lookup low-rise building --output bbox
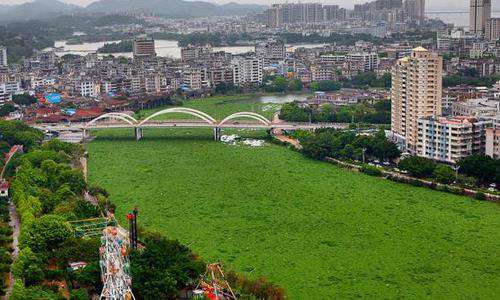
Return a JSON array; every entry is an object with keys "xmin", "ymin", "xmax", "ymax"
[
  {"xmin": 417, "ymin": 116, "xmax": 491, "ymax": 164},
  {"xmin": 452, "ymin": 98, "xmax": 499, "ymax": 117}
]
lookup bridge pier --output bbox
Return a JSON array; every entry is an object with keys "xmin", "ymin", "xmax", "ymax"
[
  {"xmin": 82, "ymin": 129, "xmax": 87, "ymax": 142},
  {"xmin": 135, "ymin": 127, "xmax": 143, "ymax": 141},
  {"xmin": 213, "ymin": 127, "xmax": 221, "ymax": 141}
]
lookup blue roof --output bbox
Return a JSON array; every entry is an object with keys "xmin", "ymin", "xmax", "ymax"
[{"xmin": 45, "ymin": 93, "xmax": 62, "ymax": 104}]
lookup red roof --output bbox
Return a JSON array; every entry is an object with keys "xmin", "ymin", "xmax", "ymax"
[{"xmin": 72, "ymin": 107, "xmax": 103, "ymax": 119}]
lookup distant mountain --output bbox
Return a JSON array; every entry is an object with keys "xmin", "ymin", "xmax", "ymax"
[
  {"xmin": 84, "ymin": 0, "xmax": 265, "ymax": 17},
  {"xmin": 0, "ymin": 0, "xmax": 264, "ymax": 22},
  {"xmin": 0, "ymin": 0, "xmax": 81, "ymax": 22}
]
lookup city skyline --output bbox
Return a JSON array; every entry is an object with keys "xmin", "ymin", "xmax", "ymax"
[{"xmin": 0, "ymin": 0, "xmax": 498, "ymax": 12}]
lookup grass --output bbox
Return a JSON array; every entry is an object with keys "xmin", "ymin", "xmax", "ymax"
[
  {"xmin": 87, "ymin": 128, "xmax": 500, "ymax": 299},
  {"xmin": 135, "ymin": 94, "xmax": 285, "ymax": 121}
]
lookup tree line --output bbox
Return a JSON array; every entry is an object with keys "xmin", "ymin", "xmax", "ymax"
[{"xmin": 280, "ymin": 100, "xmax": 391, "ymax": 124}]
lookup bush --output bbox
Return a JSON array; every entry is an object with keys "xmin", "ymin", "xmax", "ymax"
[
  {"xmin": 70, "ymin": 289, "xmax": 89, "ymax": 300},
  {"xmin": 475, "ymin": 192, "xmax": 486, "ymax": 200},
  {"xmin": 361, "ymin": 165, "xmax": 382, "ymax": 176},
  {"xmin": 398, "ymin": 156, "xmax": 436, "ymax": 178},
  {"xmin": 433, "ymin": 165, "xmax": 456, "ymax": 184}
]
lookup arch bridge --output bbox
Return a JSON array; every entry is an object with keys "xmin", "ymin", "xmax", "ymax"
[{"xmin": 37, "ymin": 108, "xmax": 346, "ymax": 141}]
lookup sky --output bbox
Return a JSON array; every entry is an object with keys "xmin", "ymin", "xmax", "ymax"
[{"xmin": 0, "ymin": 0, "xmax": 497, "ymax": 12}]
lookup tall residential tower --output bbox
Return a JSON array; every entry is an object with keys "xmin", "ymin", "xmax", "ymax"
[
  {"xmin": 391, "ymin": 47, "xmax": 443, "ymax": 153},
  {"xmin": 0, "ymin": 47, "xmax": 7, "ymax": 67},
  {"xmin": 470, "ymin": 0, "xmax": 492, "ymax": 36}
]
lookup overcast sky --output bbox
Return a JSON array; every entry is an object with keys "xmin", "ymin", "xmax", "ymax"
[{"xmin": 0, "ymin": 0, "xmax": 497, "ymax": 11}]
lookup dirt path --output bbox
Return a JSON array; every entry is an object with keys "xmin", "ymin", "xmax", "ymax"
[{"xmin": 6, "ymin": 200, "xmax": 20, "ymax": 297}]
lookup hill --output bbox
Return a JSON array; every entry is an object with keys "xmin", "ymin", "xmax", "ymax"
[
  {"xmin": 0, "ymin": 0, "xmax": 80, "ymax": 22},
  {"xmin": 84, "ymin": 0, "xmax": 264, "ymax": 17},
  {"xmin": 0, "ymin": 0, "xmax": 265, "ymax": 22}
]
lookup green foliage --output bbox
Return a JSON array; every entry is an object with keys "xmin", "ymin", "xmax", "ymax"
[
  {"xmin": 12, "ymin": 93, "xmax": 37, "ymax": 106},
  {"xmin": 226, "ymin": 270, "xmax": 286, "ymax": 300},
  {"xmin": 361, "ymin": 164, "xmax": 383, "ymax": 176},
  {"xmin": 301, "ymin": 129, "xmax": 400, "ymax": 162},
  {"xmin": 433, "ymin": 165, "xmax": 456, "ymax": 184},
  {"xmin": 22, "ymin": 150, "xmax": 69, "ymax": 168},
  {"xmin": 131, "ymin": 233, "xmax": 205, "ymax": 299},
  {"xmin": 398, "ymin": 156, "xmax": 437, "ymax": 178},
  {"xmin": 88, "ymin": 128, "xmax": 500, "ymax": 299},
  {"xmin": 458, "ymin": 155, "xmax": 500, "ymax": 185},
  {"xmin": 0, "ymin": 120, "xmax": 43, "ymax": 149},
  {"xmin": 279, "ymin": 101, "xmax": 311, "ymax": 122},
  {"xmin": 272, "ymin": 77, "xmax": 288, "ymax": 93},
  {"xmin": 343, "ymin": 72, "xmax": 391, "ymax": 89},
  {"xmin": 70, "ymin": 289, "xmax": 90, "ymax": 300},
  {"xmin": 288, "ymin": 79, "xmax": 303, "ymax": 92},
  {"xmin": 0, "ymin": 103, "xmax": 16, "ymax": 117},
  {"xmin": 12, "ymin": 247, "xmax": 45, "ymax": 285},
  {"xmin": 21, "ymin": 214, "xmax": 74, "ymax": 254},
  {"xmin": 443, "ymin": 68, "xmax": 500, "ymax": 87},
  {"xmin": 311, "ymin": 80, "xmax": 342, "ymax": 92},
  {"xmin": 10, "ymin": 281, "xmax": 62, "ymax": 300},
  {"xmin": 97, "ymin": 40, "xmax": 132, "ymax": 53},
  {"xmin": 41, "ymin": 139, "xmax": 84, "ymax": 158},
  {"xmin": 279, "ymin": 100, "xmax": 391, "ymax": 124}
]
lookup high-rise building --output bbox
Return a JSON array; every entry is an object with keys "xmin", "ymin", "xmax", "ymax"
[
  {"xmin": 390, "ymin": 47, "xmax": 443, "ymax": 152},
  {"xmin": 485, "ymin": 18, "xmax": 500, "ymax": 41},
  {"xmin": 404, "ymin": 0, "xmax": 425, "ymax": 23},
  {"xmin": 0, "ymin": 47, "xmax": 7, "ymax": 67},
  {"xmin": 470, "ymin": 0, "xmax": 491, "ymax": 36},
  {"xmin": 132, "ymin": 37, "xmax": 156, "ymax": 59}
]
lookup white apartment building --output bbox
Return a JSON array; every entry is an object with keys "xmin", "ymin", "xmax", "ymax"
[
  {"xmin": 181, "ymin": 68, "xmax": 210, "ymax": 91},
  {"xmin": 255, "ymin": 39, "xmax": 286, "ymax": 63},
  {"xmin": 347, "ymin": 52, "xmax": 379, "ymax": 72},
  {"xmin": 0, "ymin": 81, "xmax": 21, "ymax": 98},
  {"xmin": 76, "ymin": 81, "xmax": 100, "ymax": 98},
  {"xmin": 417, "ymin": 116, "xmax": 491, "ymax": 164},
  {"xmin": 232, "ymin": 57, "xmax": 263, "ymax": 86},
  {"xmin": 310, "ymin": 65, "xmax": 335, "ymax": 82},
  {"xmin": 391, "ymin": 47, "xmax": 443, "ymax": 152},
  {"xmin": 452, "ymin": 98, "xmax": 499, "ymax": 117}
]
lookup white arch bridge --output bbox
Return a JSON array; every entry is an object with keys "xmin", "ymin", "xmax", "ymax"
[{"xmin": 34, "ymin": 108, "xmax": 347, "ymax": 141}]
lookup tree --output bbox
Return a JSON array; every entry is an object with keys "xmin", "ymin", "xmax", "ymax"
[
  {"xmin": 57, "ymin": 169, "xmax": 86, "ymax": 194},
  {"xmin": 398, "ymin": 156, "xmax": 437, "ymax": 178},
  {"xmin": 21, "ymin": 214, "xmax": 74, "ymax": 254},
  {"xmin": 433, "ymin": 165, "xmax": 456, "ymax": 184},
  {"xmin": 0, "ymin": 103, "xmax": 15, "ymax": 117},
  {"xmin": 12, "ymin": 247, "xmax": 45, "ymax": 285},
  {"xmin": 288, "ymin": 79, "xmax": 303, "ymax": 92},
  {"xmin": 131, "ymin": 234, "xmax": 205, "ymax": 299},
  {"xmin": 273, "ymin": 76, "xmax": 288, "ymax": 93},
  {"xmin": 12, "ymin": 94, "xmax": 37, "ymax": 106},
  {"xmin": 458, "ymin": 155, "xmax": 499, "ymax": 185},
  {"xmin": 279, "ymin": 101, "xmax": 311, "ymax": 122}
]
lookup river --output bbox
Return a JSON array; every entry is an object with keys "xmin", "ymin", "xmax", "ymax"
[{"xmin": 48, "ymin": 40, "xmax": 326, "ymax": 59}]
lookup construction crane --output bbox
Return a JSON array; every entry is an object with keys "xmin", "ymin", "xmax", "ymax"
[{"xmin": 99, "ymin": 226, "xmax": 135, "ymax": 300}]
